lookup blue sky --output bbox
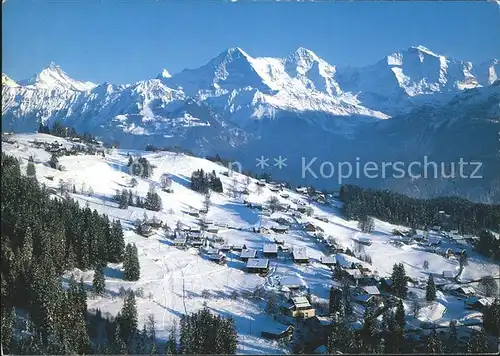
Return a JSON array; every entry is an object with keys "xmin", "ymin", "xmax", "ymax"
[{"xmin": 2, "ymin": 0, "xmax": 500, "ymax": 85}]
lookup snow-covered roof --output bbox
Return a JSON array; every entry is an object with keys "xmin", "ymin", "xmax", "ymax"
[
  {"xmin": 246, "ymin": 258, "xmax": 269, "ymax": 269},
  {"xmin": 361, "ymin": 285, "xmax": 380, "ymax": 295},
  {"xmin": 321, "ymin": 255, "xmax": 336, "ymax": 264},
  {"xmin": 173, "ymin": 237, "xmax": 187, "ymax": 244},
  {"xmin": 292, "ymin": 296, "xmax": 311, "ymax": 308},
  {"xmin": 241, "ymin": 249, "xmax": 257, "ymax": 258},
  {"xmin": 263, "ymin": 243, "xmax": 278, "ymax": 253},
  {"xmin": 292, "ymin": 247, "xmax": 308, "ymax": 260},
  {"xmin": 442, "ymin": 270, "xmax": 455, "ymax": 278}
]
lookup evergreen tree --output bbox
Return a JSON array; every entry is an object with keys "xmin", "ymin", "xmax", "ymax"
[
  {"xmin": 466, "ymin": 328, "xmax": 491, "ymax": 353},
  {"xmin": 446, "ymin": 320, "xmax": 458, "ymax": 353},
  {"xmin": 123, "ymin": 244, "xmax": 140, "ymax": 281},
  {"xmin": 27, "ymin": 156, "xmax": 37, "ymax": 179},
  {"xmin": 118, "ymin": 291, "xmax": 138, "ymax": 343},
  {"xmin": 49, "ymin": 154, "xmax": 59, "ymax": 169},
  {"xmin": 93, "ymin": 264, "xmax": 105, "ymax": 295},
  {"xmin": 483, "ymin": 298, "xmax": 500, "ymax": 336},
  {"xmin": 426, "ymin": 274, "xmax": 437, "ymax": 302},
  {"xmin": 426, "ymin": 328, "xmax": 443, "ymax": 354},
  {"xmin": 391, "ymin": 263, "xmax": 408, "ymax": 299},
  {"xmin": 395, "ymin": 299, "xmax": 405, "ymax": 329}
]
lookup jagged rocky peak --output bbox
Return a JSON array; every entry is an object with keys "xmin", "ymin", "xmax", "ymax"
[{"xmin": 18, "ymin": 62, "xmax": 96, "ymax": 91}]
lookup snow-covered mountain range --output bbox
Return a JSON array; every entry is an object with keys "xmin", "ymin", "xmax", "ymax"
[{"xmin": 2, "ymin": 45, "xmax": 499, "ymax": 202}]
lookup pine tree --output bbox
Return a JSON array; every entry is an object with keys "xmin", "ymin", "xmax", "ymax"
[
  {"xmin": 27, "ymin": 156, "xmax": 37, "ymax": 179},
  {"xmin": 93, "ymin": 264, "xmax": 105, "ymax": 295},
  {"xmin": 466, "ymin": 328, "xmax": 491, "ymax": 353},
  {"xmin": 118, "ymin": 291, "xmax": 138, "ymax": 343},
  {"xmin": 391, "ymin": 263, "xmax": 408, "ymax": 299},
  {"xmin": 426, "ymin": 274, "xmax": 437, "ymax": 302},
  {"xmin": 426, "ymin": 328, "xmax": 443, "ymax": 354},
  {"xmin": 395, "ymin": 299, "xmax": 405, "ymax": 329},
  {"xmin": 49, "ymin": 153, "xmax": 59, "ymax": 169},
  {"xmin": 123, "ymin": 243, "xmax": 140, "ymax": 281},
  {"xmin": 446, "ymin": 320, "xmax": 458, "ymax": 353}
]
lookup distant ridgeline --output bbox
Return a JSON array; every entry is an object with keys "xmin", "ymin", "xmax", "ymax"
[
  {"xmin": 145, "ymin": 143, "xmax": 195, "ymax": 156},
  {"xmin": 339, "ymin": 184, "xmax": 500, "ymax": 259},
  {"xmin": 38, "ymin": 121, "xmax": 102, "ymax": 146}
]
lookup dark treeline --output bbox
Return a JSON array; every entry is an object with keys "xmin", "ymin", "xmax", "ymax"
[
  {"xmin": 127, "ymin": 156, "xmax": 154, "ymax": 179},
  {"xmin": 340, "ymin": 184, "xmax": 500, "ymax": 234},
  {"xmin": 38, "ymin": 120, "xmax": 98, "ymax": 145},
  {"xmin": 190, "ymin": 169, "xmax": 224, "ymax": 193},
  {"xmin": 114, "ymin": 186, "xmax": 162, "ymax": 212},
  {"xmin": 0, "ymin": 152, "xmax": 125, "ymax": 353},
  {"xmin": 1, "ymin": 152, "xmax": 239, "ymax": 354},
  {"xmin": 145, "ymin": 143, "xmax": 195, "ymax": 156}
]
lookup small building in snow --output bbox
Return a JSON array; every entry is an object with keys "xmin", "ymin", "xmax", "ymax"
[
  {"xmin": 281, "ymin": 296, "xmax": 316, "ymax": 319},
  {"xmin": 271, "ymin": 225, "xmax": 288, "ymax": 234},
  {"xmin": 263, "ymin": 243, "xmax": 278, "ymax": 258},
  {"xmin": 320, "ymin": 255, "xmax": 336, "ymax": 266},
  {"xmin": 246, "ymin": 258, "xmax": 269, "ymax": 273},
  {"xmin": 292, "ymin": 248, "xmax": 309, "ymax": 264},
  {"xmin": 261, "ymin": 324, "xmax": 294, "ymax": 342},
  {"xmin": 173, "ymin": 237, "xmax": 187, "ymax": 247},
  {"xmin": 240, "ymin": 248, "xmax": 257, "ymax": 261}
]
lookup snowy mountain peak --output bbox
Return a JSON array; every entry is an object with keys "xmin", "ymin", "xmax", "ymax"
[
  {"xmin": 158, "ymin": 69, "xmax": 172, "ymax": 79},
  {"xmin": 409, "ymin": 45, "xmax": 440, "ymax": 57},
  {"xmin": 2, "ymin": 73, "xmax": 18, "ymax": 87},
  {"xmin": 18, "ymin": 63, "xmax": 96, "ymax": 92}
]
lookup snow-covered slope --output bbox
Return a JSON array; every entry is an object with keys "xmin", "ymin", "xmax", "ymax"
[{"xmin": 336, "ymin": 46, "xmax": 487, "ymax": 115}]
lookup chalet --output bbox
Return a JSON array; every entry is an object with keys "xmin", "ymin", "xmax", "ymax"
[
  {"xmin": 271, "ymin": 226, "xmax": 288, "ymax": 234},
  {"xmin": 189, "ymin": 239, "xmax": 204, "ymax": 248},
  {"xmin": 206, "ymin": 226, "xmax": 219, "ymax": 234},
  {"xmin": 261, "ymin": 325, "xmax": 294, "ymax": 342},
  {"xmin": 274, "ymin": 238, "xmax": 285, "ymax": 245},
  {"xmin": 353, "ymin": 294, "xmax": 375, "ymax": 306},
  {"xmin": 263, "ymin": 244, "xmax": 278, "ymax": 258},
  {"xmin": 296, "ymin": 187, "xmax": 308, "ymax": 194},
  {"xmin": 149, "ymin": 217, "xmax": 163, "ymax": 228},
  {"xmin": 276, "ymin": 203, "xmax": 290, "ymax": 212},
  {"xmin": 291, "ymin": 211, "xmax": 302, "ymax": 218},
  {"xmin": 378, "ymin": 279, "xmax": 393, "ymax": 293},
  {"xmin": 246, "ymin": 258, "xmax": 269, "ymax": 273},
  {"xmin": 393, "ymin": 229, "xmax": 406, "ymax": 237},
  {"xmin": 218, "ymin": 244, "xmax": 232, "ymax": 252},
  {"xmin": 353, "ymin": 237, "xmax": 372, "ymax": 246},
  {"xmin": 199, "ymin": 208, "xmax": 208, "ymax": 215},
  {"xmin": 279, "ymin": 275, "xmax": 306, "ymax": 290},
  {"xmin": 342, "ymin": 269, "xmax": 362, "ymax": 285},
  {"xmin": 173, "ymin": 237, "xmax": 187, "ymax": 247},
  {"xmin": 297, "ymin": 206, "xmax": 307, "ymax": 214},
  {"xmin": 442, "ymin": 270, "xmax": 455, "ymax": 279},
  {"xmin": 138, "ymin": 223, "xmax": 155, "ymax": 237},
  {"xmin": 465, "ymin": 296, "xmax": 493, "ymax": 311},
  {"xmin": 256, "ymin": 179, "xmax": 266, "ymax": 187},
  {"xmin": 281, "ymin": 296, "xmax": 316, "ymax": 319},
  {"xmin": 269, "ymin": 186, "xmax": 281, "ymax": 193},
  {"xmin": 428, "ymin": 238, "xmax": 442, "ymax": 246},
  {"xmin": 200, "ymin": 219, "xmax": 213, "ymax": 227},
  {"xmin": 320, "ymin": 255, "xmax": 336, "ymax": 266},
  {"xmin": 207, "ymin": 253, "xmax": 226, "ymax": 265},
  {"xmin": 212, "ymin": 235, "xmax": 225, "ymax": 243},
  {"xmin": 188, "ymin": 229, "xmax": 203, "ymax": 239},
  {"xmin": 187, "ymin": 210, "xmax": 200, "ymax": 217},
  {"xmin": 232, "ymin": 244, "xmax": 244, "ymax": 252},
  {"xmin": 204, "ymin": 247, "xmax": 219, "ymax": 255},
  {"xmin": 240, "ymin": 249, "xmax": 257, "ymax": 261},
  {"xmin": 280, "ymin": 193, "xmax": 290, "ymax": 199},
  {"xmin": 315, "ymin": 215, "xmax": 329, "ymax": 223},
  {"xmin": 292, "ymin": 248, "xmax": 309, "ymax": 264},
  {"xmin": 360, "ymin": 285, "xmax": 380, "ymax": 296},
  {"xmin": 444, "ymin": 285, "xmax": 475, "ymax": 297},
  {"xmin": 304, "ymin": 222, "xmax": 319, "ymax": 232},
  {"xmin": 274, "ymin": 217, "xmax": 292, "ymax": 226}
]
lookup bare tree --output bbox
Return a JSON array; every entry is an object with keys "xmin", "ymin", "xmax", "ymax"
[
  {"xmin": 423, "ymin": 260, "xmax": 429, "ymax": 270},
  {"xmin": 160, "ymin": 173, "xmax": 172, "ymax": 191},
  {"xmin": 256, "ymin": 184, "xmax": 264, "ymax": 196},
  {"xmin": 305, "ymin": 206, "xmax": 314, "ymax": 217},
  {"xmin": 203, "ymin": 190, "xmax": 212, "ymax": 212},
  {"xmin": 411, "ymin": 298, "xmax": 421, "ymax": 318}
]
